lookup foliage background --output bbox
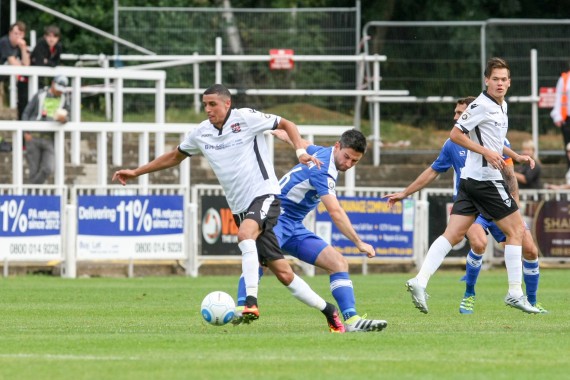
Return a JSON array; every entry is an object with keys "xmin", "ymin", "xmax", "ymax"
[{"xmin": 2, "ymin": 1, "xmax": 569, "ymax": 133}]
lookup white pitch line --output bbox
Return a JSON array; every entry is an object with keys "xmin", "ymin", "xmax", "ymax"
[{"xmin": 0, "ymin": 353, "xmax": 141, "ymax": 361}]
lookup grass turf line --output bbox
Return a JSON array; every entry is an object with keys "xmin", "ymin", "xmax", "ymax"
[{"xmin": 0, "ymin": 270, "xmax": 568, "ymax": 380}]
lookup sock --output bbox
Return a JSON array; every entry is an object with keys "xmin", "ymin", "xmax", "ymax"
[
  {"xmin": 464, "ymin": 250, "xmax": 483, "ymax": 296},
  {"xmin": 523, "ymin": 258, "xmax": 540, "ymax": 305},
  {"xmin": 504, "ymin": 245, "xmax": 523, "ymax": 298},
  {"xmin": 416, "ymin": 236, "xmax": 452, "ymax": 288},
  {"xmin": 239, "ymin": 239, "xmax": 259, "ymax": 299},
  {"xmin": 330, "ymin": 272, "xmax": 357, "ymax": 320},
  {"xmin": 286, "ymin": 273, "xmax": 327, "ymax": 311},
  {"xmin": 236, "ymin": 266, "xmax": 264, "ymax": 307}
]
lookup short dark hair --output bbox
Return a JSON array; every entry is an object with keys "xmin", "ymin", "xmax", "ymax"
[
  {"xmin": 457, "ymin": 96, "xmax": 476, "ymax": 106},
  {"xmin": 44, "ymin": 25, "xmax": 60, "ymax": 37},
  {"xmin": 203, "ymin": 84, "xmax": 232, "ymax": 99},
  {"xmin": 339, "ymin": 129, "xmax": 367, "ymax": 154},
  {"xmin": 9, "ymin": 21, "xmax": 26, "ymax": 34},
  {"xmin": 484, "ymin": 57, "xmax": 510, "ymax": 78}
]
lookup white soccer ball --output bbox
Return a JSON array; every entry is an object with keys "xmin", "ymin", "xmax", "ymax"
[{"xmin": 200, "ymin": 291, "xmax": 235, "ymax": 326}]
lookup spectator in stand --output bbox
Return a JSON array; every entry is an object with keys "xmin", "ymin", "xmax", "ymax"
[
  {"xmin": 21, "ymin": 75, "xmax": 69, "ymax": 184},
  {"xmin": 545, "ymin": 142, "xmax": 570, "ymax": 190},
  {"xmin": 514, "ymin": 140, "xmax": 542, "ymax": 189},
  {"xmin": 31, "ymin": 25, "xmax": 63, "ymax": 87},
  {"xmin": 0, "ymin": 21, "xmax": 31, "ymax": 120}
]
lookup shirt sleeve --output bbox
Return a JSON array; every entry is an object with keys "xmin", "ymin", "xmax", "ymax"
[
  {"xmin": 306, "ymin": 145, "xmax": 321, "ymax": 155},
  {"xmin": 455, "ymin": 102, "xmax": 486, "ymax": 133},
  {"xmin": 178, "ymin": 128, "xmax": 201, "ymax": 156},
  {"xmin": 239, "ymin": 108, "xmax": 281, "ymax": 134},
  {"xmin": 430, "ymin": 140, "xmax": 452, "ymax": 173},
  {"xmin": 310, "ymin": 170, "xmax": 336, "ymax": 198}
]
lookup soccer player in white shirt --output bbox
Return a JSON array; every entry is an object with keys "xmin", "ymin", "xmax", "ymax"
[
  {"xmin": 404, "ymin": 57, "xmax": 541, "ymax": 314},
  {"xmin": 113, "ymin": 84, "xmax": 345, "ymax": 331},
  {"xmin": 234, "ymin": 129, "xmax": 388, "ymax": 332},
  {"xmin": 385, "ymin": 97, "xmax": 546, "ymax": 314}
]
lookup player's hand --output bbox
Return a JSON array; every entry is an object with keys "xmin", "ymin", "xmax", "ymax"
[
  {"xmin": 483, "ymin": 150, "xmax": 504, "ymax": 170},
  {"xmin": 554, "ymin": 121, "xmax": 564, "ymax": 128},
  {"xmin": 517, "ymin": 154, "xmax": 535, "ymax": 169},
  {"xmin": 299, "ymin": 153, "xmax": 322, "ymax": 169},
  {"xmin": 356, "ymin": 242, "xmax": 375, "ymax": 258},
  {"xmin": 384, "ymin": 192, "xmax": 406, "ymax": 208},
  {"xmin": 112, "ymin": 169, "xmax": 136, "ymax": 185},
  {"xmin": 271, "ymin": 129, "xmax": 290, "ymax": 143}
]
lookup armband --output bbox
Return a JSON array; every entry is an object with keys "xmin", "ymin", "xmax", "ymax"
[{"xmin": 295, "ymin": 148, "xmax": 307, "ymax": 158}]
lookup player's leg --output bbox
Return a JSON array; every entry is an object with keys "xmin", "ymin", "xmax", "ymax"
[
  {"xmin": 406, "ymin": 212, "xmax": 475, "ymax": 314},
  {"xmin": 464, "ymin": 221, "xmax": 489, "ymax": 295},
  {"xmin": 233, "ymin": 194, "xmax": 281, "ymax": 321},
  {"xmin": 304, "ymin": 240, "xmax": 386, "ymax": 332},
  {"xmin": 521, "ymin": 228, "xmax": 547, "ymax": 312},
  {"xmin": 236, "ymin": 218, "xmax": 262, "ymax": 317},
  {"xmin": 236, "ymin": 267, "xmax": 264, "ymax": 307},
  {"xmin": 495, "ymin": 212, "xmax": 539, "ymax": 314},
  {"xmin": 459, "ymin": 221, "xmax": 489, "ymax": 314},
  {"xmin": 265, "ymin": 257, "xmax": 344, "ymax": 333}
]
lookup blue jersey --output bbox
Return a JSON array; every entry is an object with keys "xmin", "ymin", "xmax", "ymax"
[
  {"xmin": 431, "ymin": 138, "xmax": 512, "ymax": 199},
  {"xmin": 278, "ymin": 145, "xmax": 338, "ymax": 221},
  {"xmin": 431, "ymin": 139, "xmax": 467, "ymax": 199}
]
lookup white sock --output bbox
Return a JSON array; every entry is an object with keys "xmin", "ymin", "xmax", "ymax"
[
  {"xmin": 504, "ymin": 245, "xmax": 523, "ymax": 298},
  {"xmin": 239, "ymin": 239, "xmax": 259, "ymax": 299},
  {"xmin": 416, "ymin": 236, "xmax": 452, "ymax": 288},
  {"xmin": 287, "ymin": 274, "xmax": 327, "ymax": 311}
]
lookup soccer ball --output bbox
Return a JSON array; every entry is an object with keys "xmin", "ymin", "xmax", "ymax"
[{"xmin": 200, "ymin": 291, "xmax": 236, "ymax": 326}]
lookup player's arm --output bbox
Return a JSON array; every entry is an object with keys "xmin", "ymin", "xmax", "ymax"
[
  {"xmin": 450, "ymin": 127, "xmax": 505, "ymax": 170},
  {"xmin": 320, "ymin": 193, "xmax": 375, "ymax": 258},
  {"xmin": 277, "ymin": 118, "xmax": 321, "ymax": 168},
  {"xmin": 112, "ymin": 148, "xmax": 187, "ymax": 185},
  {"xmin": 501, "ymin": 163, "xmax": 520, "ymax": 205},
  {"xmin": 271, "ymin": 128, "xmax": 310, "ymax": 149},
  {"xmin": 502, "ymin": 145, "xmax": 535, "ymax": 169},
  {"xmin": 384, "ymin": 166, "xmax": 439, "ymax": 207}
]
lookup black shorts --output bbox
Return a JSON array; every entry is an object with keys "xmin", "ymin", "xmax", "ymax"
[
  {"xmin": 451, "ymin": 178, "xmax": 518, "ymax": 221},
  {"xmin": 233, "ymin": 194, "xmax": 283, "ymax": 265}
]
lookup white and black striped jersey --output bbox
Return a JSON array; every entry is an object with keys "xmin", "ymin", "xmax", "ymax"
[
  {"xmin": 178, "ymin": 108, "xmax": 281, "ymax": 213},
  {"xmin": 454, "ymin": 91, "xmax": 508, "ymax": 181}
]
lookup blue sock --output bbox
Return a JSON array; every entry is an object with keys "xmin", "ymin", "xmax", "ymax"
[
  {"xmin": 464, "ymin": 250, "xmax": 483, "ymax": 296},
  {"xmin": 330, "ymin": 272, "xmax": 357, "ymax": 320},
  {"xmin": 236, "ymin": 266, "xmax": 264, "ymax": 306},
  {"xmin": 523, "ymin": 258, "xmax": 539, "ymax": 305}
]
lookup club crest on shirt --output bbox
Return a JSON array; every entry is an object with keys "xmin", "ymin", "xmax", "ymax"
[
  {"xmin": 327, "ymin": 177, "xmax": 336, "ymax": 191},
  {"xmin": 231, "ymin": 123, "xmax": 241, "ymax": 133}
]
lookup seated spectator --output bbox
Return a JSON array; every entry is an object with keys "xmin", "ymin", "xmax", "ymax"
[
  {"xmin": 545, "ymin": 142, "xmax": 570, "ymax": 190},
  {"xmin": 514, "ymin": 140, "xmax": 541, "ymax": 189},
  {"xmin": 21, "ymin": 75, "xmax": 70, "ymax": 184},
  {"xmin": 0, "ymin": 21, "xmax": 30, "ymax": 119},
  {"xmin": 31, "ymin": 25, "xmax": 62, "ymax": 87}
]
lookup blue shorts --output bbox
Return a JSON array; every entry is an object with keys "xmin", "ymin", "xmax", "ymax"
[
  {"xmin": 474, "ymin": 214, "xmax": 530, "ymax": 244},
  {"xmin": 274, "ymin": 217, "xmax": 328, "ymax": 265},
  {"xmin": 474, "ymin": 215, "xmax": 506, "ymax": 243}
]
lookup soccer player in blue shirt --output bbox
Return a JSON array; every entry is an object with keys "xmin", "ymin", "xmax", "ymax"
[
  {"xmin": 385, "ymin": 96, "xmax": 546, "ymax": 314},
  {"xmin": 234, "ymin": 129, "xmax": 387, "ymax": 332}
]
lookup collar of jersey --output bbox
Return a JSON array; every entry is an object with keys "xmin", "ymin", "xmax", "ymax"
[{"xmin": 211, "ymin": 108, "xmax": 233, "ymax": 135}]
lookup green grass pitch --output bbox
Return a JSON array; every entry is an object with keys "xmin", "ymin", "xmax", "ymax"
[{"xmin": 0, "ymin": 269, "xmax": 569, "ymax": 380}]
